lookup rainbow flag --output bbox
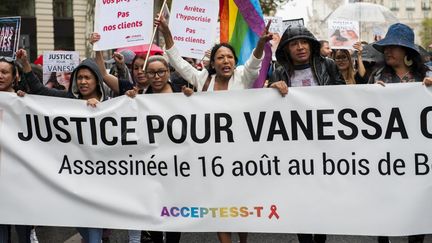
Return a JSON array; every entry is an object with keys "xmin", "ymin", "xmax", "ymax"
[{"xmin": 219, "ymin": 0, "xmax": 271, "ymax": 88}]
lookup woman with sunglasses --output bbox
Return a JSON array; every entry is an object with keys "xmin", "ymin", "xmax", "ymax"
[
  {"xmin": 332, "ymin": 42, "xmax": 367, "ymax": 84},
  {"xmin": 0, "ymin": 56, "xmax": 32, "ymax": 243}
]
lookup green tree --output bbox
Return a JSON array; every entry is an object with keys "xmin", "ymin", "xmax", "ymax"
[
  {"xmin": 259, "ymin": 0, "xmax": 290, "ymax": 15},
  {"xmin": 420, "ymin": 18, "xmax": 432, "ymax": 50}
]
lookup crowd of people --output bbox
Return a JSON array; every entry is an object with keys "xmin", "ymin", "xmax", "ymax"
[{"xmin": 0, "ymin": 10, "xmax": 432, "ymax": 243}]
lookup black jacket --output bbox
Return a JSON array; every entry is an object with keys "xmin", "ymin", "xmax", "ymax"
[
  {"xmin": 270, "ymin": 25, "xmax": 345, "ymax": 86},
  {"xmin": 24, "ymin": 58, "xmax": 108, "ymax": 101}
]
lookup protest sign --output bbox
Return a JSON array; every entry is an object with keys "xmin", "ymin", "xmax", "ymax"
[
  {"xmin": 328, "ymin": 19, "xmax": 359, "ymax": 49},
  {"xmin": 0, "ymin": 16, "xmax": 21, "ymax": 59},
  {"xmin": 42, "ymin": 51, "xmax": 80, "ymax": 86},
  {"xmin": 264, "ymin": 16, "xmax": 284, "ymax": 60},
  {"xmin": 93, "ymin": 0, "xmax": 153, "ymax": 51},
  {"xmin": 0, "ymin": 84, "xmax": 432, "ymax": 235},
  {"xmin": 282, "ymin": 18, "xmax": 304, "ymax": 31},
  {"xmin": 169, "ymin": 0, "xmax": 219, "ymax": 59}
]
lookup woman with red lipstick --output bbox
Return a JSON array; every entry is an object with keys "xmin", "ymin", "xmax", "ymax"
[{"xmin": 156, "ymin": 14, "xmax": 272, "ymax": 92}]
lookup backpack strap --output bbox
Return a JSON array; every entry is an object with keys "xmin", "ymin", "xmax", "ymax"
[{"xmin": 202, "ymin": 74, "xmax": 212, "ymax": 92}]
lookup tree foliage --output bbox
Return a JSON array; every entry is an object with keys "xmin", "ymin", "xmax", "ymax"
[
  {"xmin": 420, "ymin": 18, "xmax": 432, "ymax": 49},
  {"xmin": 259, "ymin": 0, "xmax": 290, "ymax": 15}
]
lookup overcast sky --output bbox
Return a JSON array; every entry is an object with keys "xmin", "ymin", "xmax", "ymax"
[{"xmin": 275, "ymin": 0, "xmax": 312, "ymax": 25}]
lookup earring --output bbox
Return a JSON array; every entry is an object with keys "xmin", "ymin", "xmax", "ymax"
[{"xmin": 404, "ymin": 56, "xmax": 413, "ymax": 67}]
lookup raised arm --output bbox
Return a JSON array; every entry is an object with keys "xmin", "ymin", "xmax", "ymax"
[
  {"xmin": 155, "ymin": 14, "xmax": 174, "ymax": 50},
  {"xmin": 16, "ymin": 49, "xmax": 69, "ymax": 97},
  {"xmin": 353, "ymin": 42, "xmax": 366, "ymax": 78},
  {"xmin": 90, "ymin": 33, "xmax": 121, "ymax": 94},
  {"xmin": 253, "ymin": 21, "xmax": 273, "ymax": 59}
]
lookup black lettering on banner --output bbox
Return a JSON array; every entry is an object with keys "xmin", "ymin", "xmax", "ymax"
[
  {"xmin": 191, "ymin": 114, "xmax": 211, "ymax": 143},
  {"xmin": 291, "ymin": 110, "xmax": 313, "ymax": 140},
  {"xmin": 317, "ymin": 109, "xmax": 335, "ymax": 140},
  {"xmin": 338, "ymin": 108, "xmax": 358, "ymax": 140},
  {"xmin": 420, "ymin": 107, "xmax": 432, "ymax": 138},
  {"xmin": 167, "ymin": 115, "xmax": 187, "ymax": 143},
  {"xmin": 18, "ymin": 114, "xmax": 33, "ymax": 141},
  {"xmin": 415, "ymin": 153, "xmax": 429, "ymax": 175},
  {"xmin": 384, "ymin": 108, "xmax": 408, "ymax": 139},
  {"xmin": 53, "ymin": 117, "xmax": 71, "ymax": 142},
  {"xmin": 58, "ymin": 155, "xmax": 72, "ymax": 174},
  {"xmin": 70, "ymin": 117, "xmax": 87, "ymax": 144},
  {"xmin": 361, "ymin": 108, "xmax": 382, "ymax": 139},
  {"xmin": 121, "ymin": 117, "xmax": 138, "ymax": 145},
  {"xmin": 147, "ymin": 115, "xmax": 164, "ymax": 144},
  {"xmin": 377, "ymin": 152, "xmax": 405, "ymax": 176},
  {"xmin": 90, "ymin": 118, "xmax": 97, "ymax": 145},
  {"xmin": 100, "ymin": 117, "xmax": 118, "ymax": 146},
  {"xmin": 214, "ymin": 113, "xmax": 234, "ymax": 143},
  {"xmin": 288, "ymin": 159, "xmax": 314, "ymax": 175},
  {"xmin": 243, "ymin": 111, "xmax": 266, "ymax": 142},
  {"xmin": 34, "ymin": 115, "xmax": 53, "ymax": 142},
  {"xmin": 267, "ymin": 111, "xmax": 289, "ymax": 141}
]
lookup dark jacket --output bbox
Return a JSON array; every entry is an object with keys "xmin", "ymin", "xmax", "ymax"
[
  {"xmin": 270, "ymin": 25, "xmax": 345, "ymax": 86},
  {"xmin": 24, "ymin": 58, "xmax": 108, "ymax": 101}
]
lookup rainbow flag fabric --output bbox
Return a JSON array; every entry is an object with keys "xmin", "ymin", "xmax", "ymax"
[{"xmin": 219, "ymin": 0, "xmax": 271, "ymax": 88}]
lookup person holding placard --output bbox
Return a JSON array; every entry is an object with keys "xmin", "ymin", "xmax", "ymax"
[
  {"xmin": 15, "ymin": 49, "xmax": 108, "ymax": 243},
  {"xmin": 331, "ymin": 42, "xmax": 367, "ymax": 84}
]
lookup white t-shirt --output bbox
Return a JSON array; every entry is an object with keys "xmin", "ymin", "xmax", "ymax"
[{"xmin": 290, "ymin": 67, "xmax": 318, "ymax": 87}]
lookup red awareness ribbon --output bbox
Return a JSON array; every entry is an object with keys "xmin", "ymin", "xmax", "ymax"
[{"xmin": 268, "ymin": 205, "xmax": 280, "ymax": 219}]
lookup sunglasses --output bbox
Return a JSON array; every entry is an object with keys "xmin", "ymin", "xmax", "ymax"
[{"xmin": 0, "ymin": 56, "xmax": 15, "ymax": 64}]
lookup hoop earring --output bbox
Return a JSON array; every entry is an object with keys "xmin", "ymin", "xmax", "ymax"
[{"xmin": 404, "ymin": 56, "xmax": 413, "ymax": 67}]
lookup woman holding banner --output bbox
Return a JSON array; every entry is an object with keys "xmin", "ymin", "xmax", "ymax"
[
  {"xmin": 155, "ymin": 13, "xmax": 272, "ymax": 243},
  {"xmin": 0, "ymin": 56, "xmax": 32, "ymax": 243},
  {"xmin": 368, "ymin": 23, "xmax": 430, "ymax": 243},
  {"xmin": 15, "ymin": 49, "xmax": 108, "ymax": 243},
  {"xmin": 155, "ymin": 14, "xmax": 272, "ymax": 92}
]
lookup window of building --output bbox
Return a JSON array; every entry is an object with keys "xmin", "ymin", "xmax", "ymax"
[
  {"xmin": 53, "ymin": 0, "xmax": 75, "ymax": 51},
  {"xmin": 406, "ymin": 0, "xmax": 416, "ymax": 11},
  {"xmin": 390, "ymin": 0, "xmax": 399, "ymax": 11},
  {"xmin": 54, "ymin": 0, "xmax": 73, "ymax": 18},
  {"xmin": 422, "ymin": 0, "xmax": 431, "ymax": 10}
]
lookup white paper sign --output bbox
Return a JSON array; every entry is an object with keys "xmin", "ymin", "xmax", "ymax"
[
  {"xmin": 93, "ymin": 0, "xmax": 154, "ymax": 51},
  {"xmin": 42, "ymin": 51, "xmax": 80, "ymax": 84},
  {"xmin": 169, "ymin": 0, "xmax": 219, "ymax": 59},
  {"xmin": 264, "ymin": 16, "xmax": 284, "ymax": 61},
  {"xmin": 328, "ymin": 19, "xmax": 360, "ymax": 49}
]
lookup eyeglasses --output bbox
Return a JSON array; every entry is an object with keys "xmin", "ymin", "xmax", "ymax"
[
  {"xmin": 334, "ymin": 56, "xmax": 349, "ymax": 62},
  {"xmin": 0, "ymin": 56, "xmax": 15, "ymax": 64},
  {"xmin": 146, "ymin": 70, "xmax": 168, "ymax": 78}
]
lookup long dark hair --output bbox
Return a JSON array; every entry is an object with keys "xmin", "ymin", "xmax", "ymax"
[
  {"xmin": 207, "ymin": 43, "xmax": 238, "ymax": 75},
  {"xmin": 405, "ymin": 47, "xmax": 429, "ymax": 80}
]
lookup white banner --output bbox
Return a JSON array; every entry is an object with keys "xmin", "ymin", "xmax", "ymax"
[
  {"xmin": 93, "ymin": 0, "xmax": 153, "ymax": 51},
  {"xmin": 1, "ymin": 84, "xmax": 432, "ymax": 235},
  {"xmin": 169, "ymin": 0, "xmax": 219, "ymax": 59}
]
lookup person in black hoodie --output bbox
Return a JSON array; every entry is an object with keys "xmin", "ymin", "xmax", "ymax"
[
  {"xmin": 15, "ymin": 49, "xmax": 105, "ymax": 243},
  {"xmin": 269, "ymin": 24, "xmax": 344, "ymax": 96},
  {"xmin": 268, "ymin": 25, "xmax": 344, "ymax": 243}
]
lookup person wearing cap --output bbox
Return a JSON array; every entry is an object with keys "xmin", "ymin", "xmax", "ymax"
[
  {"xmin": 269, "ymin": 24, "xmax": 345, "ymax": 97},
  {"xmin": 106, "ymin": 49, "xmax": 135, "ymax": 85},
  {"xmin": 369, "ymin": 23, "xmax": 431, "ymax": 85}
]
